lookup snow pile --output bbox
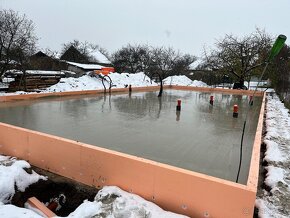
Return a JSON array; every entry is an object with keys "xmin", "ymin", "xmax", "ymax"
[
  {"xmin": 44, "ymin": 72, "xmax": 157, "ymax": 93},
  {"xmin": 0, "ymin": 82, "xmax": 8, "ymax": 89},
  {"xmin": 256, "ymin": 93, "xmax": 290, "ymax": 218},
  {"xmin": 163, "ymin": 75, "xmax": 207, "ymax": 87},
  {"xmin": 109, "ymin": 72, "xmax": 154, "ymax": 87},
  {"xmin": 0, "ymin": 155, "xmax": 47, "ymax": 204},
  {"xmin": 0, "ymin": 72, "xmax": 208, "ymax": 96},
  {"xmin": 3, "ymin": 185, "xmax": 188, "ymax": 218},
  {"xmin": 0, "ymin": 204, "xmax": 43, "ymax": 218},
  {"xmin": 0, "ymin": 155, "xmax": 47, "ymax": 217},
  {"xmin": 66, "ymin": 186, "xmax": 188, "ymax": 218}
]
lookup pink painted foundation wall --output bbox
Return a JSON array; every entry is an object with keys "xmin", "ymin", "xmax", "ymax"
[{"xmin": 0, "ymin": 87, "xmax": 265, "ymax": 217}]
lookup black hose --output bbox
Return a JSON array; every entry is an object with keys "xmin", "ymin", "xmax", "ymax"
[
  {"xmin": 235, "ymin": 62, "xmax": 268, "ymax": 183},
  {"xmin": 236, "ymin": 120, "xmax": 246, "ymax": 183}
]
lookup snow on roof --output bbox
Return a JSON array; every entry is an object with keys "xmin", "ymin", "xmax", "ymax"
[
  {"xmin": 89, "ymin": 49, "xmax": 111, "ymax": 64},
  {"xmin": 189, "ymin": 58, "xmax": 203, "ymax": 70},
  {"xmin": 0, "ymin": 60, "xmax": 18, "ymax": 65},
  {"xmin": 66, "ymin": 61, "xmax": 104, "ymax": 70},
  {"xmin": 5, "ymin": 70, "xmax": 65, "ymax": 75}
]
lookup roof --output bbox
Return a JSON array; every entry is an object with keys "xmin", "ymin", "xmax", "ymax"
[
  {"xmin": 66, "ymin": 61, "xmax": 104, "ymax": 70},
  {"xmin": 30, "ymin": 51, "xmax": 49, "ymax": 58},
  {"xmin": 89, "ymin": 49, "xmax": 111, "ymax": 64},
  {"xmin": 60, "ymin": 46, "xmax": 88, "ymax": 63},
  {"xmin": 189, "ymin": 58, "xmax": 203, "ymax": 70}
]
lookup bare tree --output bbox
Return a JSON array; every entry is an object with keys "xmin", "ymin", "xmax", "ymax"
[
  {"xmin": 0, "ymin": 9, "xmax": 37, "ymax": 80},
  {"xmin": 149, "ymin": 47, "xmax": 177, "ymax": 78},
  {"xmin": 112, "ymin": 44, "xmax": 151, "ymax": 73},
  {"xmin": 171, "ymin": 53, "xmax": 196, "ymax": 76},
  {"xmin": 204, "ymin": 28, "xmax": 272, "ymax": 88},
  {"xmin": 112, "ymin": 44, "xmax": 196, "ymax": 79},
  {"xmin": 270, "ymin": 44, "xmax": 290, "ymax": 96}
]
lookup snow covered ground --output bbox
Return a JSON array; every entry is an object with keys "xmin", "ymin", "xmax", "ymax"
[
  {"xmin": 0, "ymin": 154, "xmax": 188, "ymax": 217},
  {"xmin": 65, "ymin": 186, "xmax": 188, "ymax": 218},
  {"xmin": 256, "ymin": 93, "xmax": 290, "ymax": 218},
  {"xmin": 0, "ymin": 155, "xmax": 46, "ymax": 217},
  {"xmin": 44, "ymin": 72, "xmax": 157, "ymax": 93},
  {"xmin": 0, "ymin": 72, "xmax": 208, "ymax": 96}
]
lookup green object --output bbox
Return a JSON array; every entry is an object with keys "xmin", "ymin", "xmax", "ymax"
[{"xmin": 267, "ymin": 34, "xmax": 287, "ymax": 62}]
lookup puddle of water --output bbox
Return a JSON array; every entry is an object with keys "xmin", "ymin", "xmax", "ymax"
[{"xmin": 0, "ymin": 90, "xmax": 262, "ymax": 184}]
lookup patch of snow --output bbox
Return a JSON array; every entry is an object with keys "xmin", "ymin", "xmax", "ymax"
[
  {"xmin": 0, "ymin": 72, "xmax": 207, "ymax": 96},
  {"xmin": 0, "ymin": 155, "xmax": 47, "ymax": 217},
  {"xmin": 255, "ymin": 199, "xmax": 288, "ymax": 218},
  {"xmin": 66, "ymin": 61, "xmax": 104, "ymax": 70},
  {"xmin": 89, "ymin": 49, "xmax": 111, "ymax": 64},
  {"xmin": 0, "ymin": 204, "xmax": 43, "ymax": 218},
  {"xmin": 0, "ymin": 155, "xmax": 47, "ymax": 204},
  {"xmin": 60, "ymin": 186, "xmax": 188, "ymax": 218},
  {"xmin": 244, "ymin": 81, "xmax": 268, "ymax": 87},
  {"xmin": 4, "ymin": 70, "xmax": 65, "ymax": 76},
  {"xmin": 256, "ymin": 93, "xmax": 290, "ymax": 217},
  {"xmin": 65, "ymin": 200, "xmax": 102, "ymax": 218},
  {"xmin": 90, "ymin": 186, "xmax": 188, "ymax": 218},
  {"xmin": 24, "ymin": 202, "xmax": 47, "ymax": 217},
  {"xmin": 109, "ymin": 72, "xmax": 155, "ymax": 88},
  {"xmin": 264, "ymin": 166, "xmax": 286, "ymax": 189},
  {"xmin": 163, "ymin": 75, "xmax": 208, "ymax": 87},
  {"xmin": 189, "ymin": 58, "xmax": 203, "ymax": 70},
  {"xmin": 0, "ymin": 82, "xmax": 8, "ymax": 89},
  {"xmin": 263, "ymin": 140, "xmax": 285, "ymax": 162},
  {"xmin": 44, "ymin": 72, "xmax": 157, "ymax": 93}
]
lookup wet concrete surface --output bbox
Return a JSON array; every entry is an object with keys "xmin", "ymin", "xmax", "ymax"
[{"xmin": 0, "ymin": 90, "xmax": 262, "ymax": 184}]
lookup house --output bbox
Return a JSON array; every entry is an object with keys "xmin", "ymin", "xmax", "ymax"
[
  {"xmin": 59, "ymin": 46, "xmax": 88, "ymax": 64},
  {"xmin": 87, "ymin": 49, "xmax": 112, "ymax": 67},
  {"xmin": 29, "ymin": 51, "xmax": 67, "ymax": 71},
  {"xmin": 66, "ymin": 61, "xmax": 114, "ymax": 76},
  {"xmin": 60, "ymin": 46, "xmax": 114, "ymax": 76},
  {"xmin": 60, "ymin": 46, "xmax": 113, "ymax": 66}
]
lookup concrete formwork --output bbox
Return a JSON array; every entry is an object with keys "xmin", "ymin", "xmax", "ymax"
[{"xmin": 0, "ymin": 86, "xmax": 265, "ymax": 217}]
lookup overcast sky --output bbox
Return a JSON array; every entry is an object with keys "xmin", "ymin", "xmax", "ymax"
[{"xmin": 1, "ymin": 0, "xmax": 289, "ymax": 57}]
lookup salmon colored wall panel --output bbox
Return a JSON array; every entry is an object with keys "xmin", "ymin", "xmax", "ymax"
[
  {"xmin": 0, "ymin": 124, "xmax": 29, "ymax": 160},
  {"xmin": 79, "ymin": 144, "xmax": 156, "ymax": 199},
  {"xmin": 152, "ymin": 166, "xmax": 256, "ymax": 217},
  {"xmin": 28, "ymin": 133, "xmax": 81, "ymax": 179},
  {"xmin": 247, "ymin": 92, "xmax": 265, "ymax": 190}
]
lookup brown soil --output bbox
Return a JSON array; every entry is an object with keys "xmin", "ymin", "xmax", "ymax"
[{"xmin": 11, "ymin": 166, "xmax": 99, "ymax": 217}]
